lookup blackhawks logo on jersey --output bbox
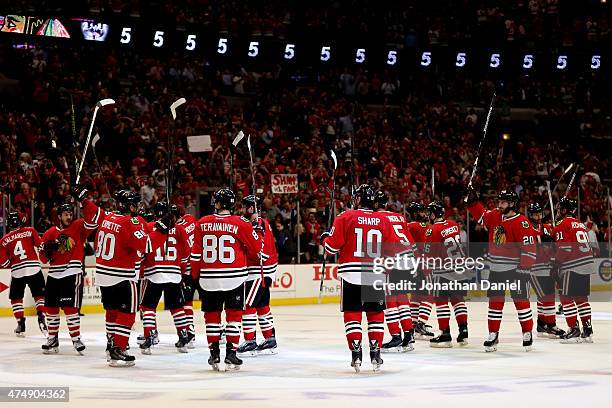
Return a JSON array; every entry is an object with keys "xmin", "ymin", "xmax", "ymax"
[
  {"xmin": 57, "ymin": 233, "xmax": 75, "ymax": 254},
  {"xmin": 493, "ymin": 225, "xmax": 506, "ymax": 246},
  {"xmin": 425, "ymin": 228, "xmax": 432, "ymax": 236},
  {"xmin": 521, "ymin": 221, "xmax": 530, "ymax": 229}
]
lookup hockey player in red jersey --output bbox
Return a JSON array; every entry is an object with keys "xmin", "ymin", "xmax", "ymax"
[
  {"xmin": 526, "ymin": 202, "xmax": 565, "ymax": 339},
  {"xmin": 406, "ymin": 202, "xmax": 435, "ymax": 339},
  {"xmin": 190, "ymin": 188, "xmax": 263, "ymax": 371},
  {"xmin": 139, "ymin": 201, "xmax": 192, "ymax": 354},
  {"xmin": 321, "ymin": 184, "xmax": 410, "ymax": 372},
  {"xmin": 76, "ymin": 187, "xmax": 172, "ymax": 367},
  {"xmin": 466, "ymin": 188, "xmax": 537, "ymax": 352},
  {"xmin": 553, "ymin": 197, "xmax": 595, "ymax": 343},
  {"xmin": 175, "ymin": 207, "xmax": 199, "ymax": 346},
  {"xmin": 237, "ymin": 195, "xmax": 279, "ymax": 356},
  {"xmin": 0, "ymin": 212, "xmax": 46, "ymax": 337},
  {"xmin": 423, "ymin": 201, "xmax": 470, "ymax": 347},
  {"xmin": 39, "ymin": 203, "xmax": 97, "ymax": 354},
  {"xmin": 374, "ymin": 190, "xmax": 416, "ymax": 352}
]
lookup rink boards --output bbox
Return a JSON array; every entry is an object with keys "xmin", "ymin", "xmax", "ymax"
[{"xmin": 1, "ymin": 258, "xmax": 611, "ymax": 316}]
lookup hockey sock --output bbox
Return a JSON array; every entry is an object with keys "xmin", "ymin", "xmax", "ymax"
[
  {"xmin": 384, "ymin": 301, "xmax": 401, "ymax": 336},
  {"xmin": 575, "ymin": 297, "xmax": 591, "ymax": 325},
  {"xmin": 171, "ymin": 308, "xmax": 190, "ymax": 334},
  {"xmin": 366, "ymin": 311, "xmax": 385, "ymax": 349},
  {"xmin": 256, "ymin": 305, "xmax": 275, "ymax": 339},
  {"xmin": 540, "ymin": 298, "xmax": 556, "ymax": 325},
  {"xmin": 34, "ymin": 297, "xmax": 45, "ymax": 314},
  {"xmin": 242, "ymin": 307, "xmax": 257, "ymax": 341},
  {"xmin": 11, "ymin": 299, "xmax": 24, "ymax": 320},
  {"xmin": 63, "ymin": 307, "xmax": 80, "ymax": 338},
  {"xmin": 560, "ymin": 296, "xmax": 578, "ymax": 328},
  {"xmin": 435, "ymin": 300, "xmax": 451, "ymax": 331},
  {"xmin": 184, "ymin": 301, "xmax": 195, "ymax": 335},
  {"xmin": 514, "ymin": 300, "xmax": 533, "ymax": 332},
  {"xmin": 410, "ymin": 297, "xmax": 420, "ymax": 324},
  {"xmin": 418, "ymin": 298, "xmax": 434, "ymax": 323},
  {"xmin": 343, "ymin": 311, "xmax": 363, "ymax": 350},
  {"xmin": 397, "ymin": 299, "xmax": 413, "ymax": 331},
  {"xmin": 225, "ymin": 309, "xmax": 242, "ymax": 349},
  {"xmin": 46, "ymin": 307, "xmax": 61, "ymax": 337},
  {"xmin": 487, "ymin": 298, "xmax": 505, "ymax": 332},
  {"xmin": 204, "ymin": 311, "xmax": 222, "ymax": 346},
  {"xmin": 451, "ymin": 298, "xmax": 468, "ymax": 326},
  {"xmin": 114, "ymin": 312, "xmax": 135, "ymax": 349},
  {"xmin": 141, "ymin": 307, "xmax": 157, "ymax": 337},
  {"xmin": 105, "ymin": 309, "xmax": 118, "ymax": 338}
]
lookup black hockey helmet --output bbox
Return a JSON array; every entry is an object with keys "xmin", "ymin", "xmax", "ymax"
[
  {"xmin": 527, "ymin": 202, "xmax": 543, "ymax": 217},
  {"xmin": 352, "ymin": 184, "xmax": 376, "ymax": 210},
  {"xmin": 214, "ymin": 188, "xmax": 236, "ymax": 211},
  {"xmin": 7, "ymin": 212, "xmax": 23, "ymax": 229},
  {"xmin": 58, "ymin": 202, "xmax": 74, "ymax": 215},
  {"xmin": 427, "ymin": 201, "xmax": 445, "ymax": 219},
  {"xmin": 115, "ymin": 189, "xmax": 141, "ymax": 214},
  {"xmin": 558, "ymin": 196, "xmax": 578, "ymax": 214},
  {"xmin": 496, "ymin": 189, "xmax": 519, "ymax": 207},
  {"xmin": 242, "ymin": 195, "xmax": 262, "ymax": 212},
  {"xmin": 153, "ymin": 201, "xmax": 169, "ymax": 218},
  {"xmin": 407, "ymin": 202, "xmax": 425, "ymax": 215},
  {"xmin": 170, "ymin": 204, "xmax": 180, "ymax": 217},
  {"xmin": 374, "ymin": 190, "xmax": 388, "ymax": 208}
]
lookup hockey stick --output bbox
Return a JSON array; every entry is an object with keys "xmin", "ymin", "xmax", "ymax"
[
  {"xmin": 247, "ymin": 135, "xmax": 267, "ymax": 288},
  {"xmin": 550, "ymin": 163, "xmax": 575, "ymax": 197},
  {"xmin": 564, "ymin": 164, "xmax": 579, "ymax": 197},
  {"xmin": 545, "ymin": 180, "xmax": 556, "ymax": 225},
  {"xmin": 76, "ymin": 98, "xmax": 115, "ymax": 185},
  {"xmin": 229, "ymin": 131, "xmax": 245, "ymax": 188},
  {"xmin": 431, "ymin": 167, "xmax": 435, "ymax": 198},
  {"xmin": 464, "ymin": 92, "xmax": 496, "ymax": 202},
  {"xmin": 318, "ymin": 150, "xmax": 338, "ymax": 303}
]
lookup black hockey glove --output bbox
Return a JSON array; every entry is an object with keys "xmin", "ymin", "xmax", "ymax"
[
  {"xmin": 252, "ymin": 219, "xmax": 265, "ymax": 235},
  {"xmin": 71, "ymin": 185, "xmax": 88, "ymax": 202},
  {"xmin": 320, "ymin": 231, "xmax": 331, "ymax": 242},
  {"xmin": 43, "ymin": 240, "xmax": 60, "ymax": 260},
  {"xmin": 155, "ymin": 214, "xmax": 175, "ymax": 234},
  {"xmin": 464, "ymin": 185, "xmax": 479, "ymax": 204}
]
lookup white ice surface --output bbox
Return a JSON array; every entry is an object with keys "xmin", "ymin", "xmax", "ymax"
[{"xmin": 0, "ymin": 302, "xmax": 611, "ymax": 408}]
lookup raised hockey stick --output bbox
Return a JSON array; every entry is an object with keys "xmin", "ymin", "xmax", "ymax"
[
  {"xmin": 229, "ymin": 131, "xmax": 245, "ymax": 188},
  {"xmin": 431, "ymin": 167, "xmax": 435, "ymax": 198},
  {"xmin": 247, "ymin": 135, "xmax": 267, "ymax": 287},
  {"xmin": 564, "ymin": 164, "xmax": 579, "ymax": 197},
  {"xmin": 166, "ymin": 98, "xmax": 187, "ymax": 254},
  {"xmin": 76, "ymin": 98, "xmax": 115, "ymax": 185},
  {"xmin": 318, "ymin": 150, "xmax": 338, "ymax": 303},
  {"xmin": 545, "ymin": 180, "xmax": 556, "ymax": 225},
  {"xmin": 464, "ymin": 92, "xmax": 496, "ymax": 202}
]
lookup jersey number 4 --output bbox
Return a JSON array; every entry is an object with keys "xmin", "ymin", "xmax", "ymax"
[{"xmin": 13, "ymin": 241, "xmax": 27, "ymax": 260}]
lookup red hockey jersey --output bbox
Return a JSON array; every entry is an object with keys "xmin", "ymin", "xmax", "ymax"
[
  {"xmin": 467, "ymin": 201, "xmax": 537, "ymax": 272},
  {"xmin": 82, "ymin": 199, "xmax": 167, "ymax": 287},
  {"xmin": 530, "ymin": 222, "xmax": 554, "ymax": 277},
  {"xmin": 41, "ymin": 219, "xmax": 97, "ymax": 279},
  {"xmin": 407, "ymin": 221, "xmax": 428, "ymax": 253},
  {"xmin": 552, "ymin": 216, "xmax": 594, "ymax": 275},
  {"xmin": 246, "ymin": 218, "xmax": 278, "ymax": 281},
  {"xmin": 141, "ymin": 223, "xmax": 190, "ymax": 284},
  {"xmin": 177, "ymin": 213, "xmax": 198, "ymax": 278},
  {"xmin": 191, "ymin": 213, "xmax": 262, "ymax": 291},
  {"xmin": 0, "ymin": 227, "xmax": 42, "ymax": 278},
  {"xmin": 323, "ymin": 208, "xmax": 409, "ymax": 285},
  {"xmin": 423, "ymin": 219, "xmax": 469, "ymax": 280}
]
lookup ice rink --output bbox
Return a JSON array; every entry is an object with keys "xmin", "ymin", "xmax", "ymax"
[{"xmin": 1, "ymin": 302, "xmax": 611, "ymax": 408}]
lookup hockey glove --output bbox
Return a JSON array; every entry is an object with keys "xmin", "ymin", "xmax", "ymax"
[
  {"xmin": 320, "ymin": 231, "xmax": 331, "ymax": 242},
  {"xmin": 71, "ymin": 185, "xmax": 88, "ymax": 202},
  {"xmin": 252, "ymin": 219, "xmax": 265, "ymax": 235},
  {"xmin": 464, "ymin": 186, "xmax": 479, "ymax": 204},
  {"xmin": 43, "ymin": 240, "xmax": 60, "ymax": 260},
  {"xmin": 155, "ymin": 214, "xmax": 175, "ymax": 234}
]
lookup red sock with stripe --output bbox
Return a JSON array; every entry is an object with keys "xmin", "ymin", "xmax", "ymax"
[
  {"xmin": 560, "ymin": 296, "xmax": 578, "ymax": 328},
  {"xmin": 11, "ymin": 299, "xmax": 24, "ymax": 320},
  {"xmin": 397, "ymin": 299, "xmax": 413, "ymax": 331},
  {"xmin": 225, "ymin": 309, "xmax": 243, "ymax": 349},
  {"xmin": 514, "ymin": 300, "xmax": 533, "ymax": 332},
  {"xmin": 366, "ymin": 311, "xmax": 385, "ymax": 349},
  {"xmin": 171, "ymin": 308, "xmax": 190, "ymax": 334},
  {"xmin": 256, "ymin": 306, "xmax": 274, "ymax": 338},
  {"xmin": 63, "ymin": 307, "xmax": 81, "ymax": 338},
  {"xmin": 384, "ymin": 299, "xmax": 401, "ymax": 335},
  {"xmin": 184, "ymin": 300, "xmax": 195, "ymax": 335},
  {"xmin": 487, "ymin": 298, "xmax": 505, "ymax": 332},
  {"xmin": 575, "ymin": 297, "xmax": 591, "ymax": 325},
  {"xmin": 105, "ymin": 309, "xmax": 118, "ymax": 339},
  {"xmin": 114, "ymin": 312, "xmax": 135, "ymax": 350},
  {"xmin": 34, "ymin": 297, "xmax": 45, "ymax": 314},
  {"xmin": 141, "ymin": 307, "xmax": 157, "ymax": 337},
  {"xmin": 204, "ymin": 311, "xmax": 222, "ymax": 346},
  {"xmin": 46, "ymin": 307, "xmax": 61, "ymax": 337},
  {"xmin": 435, "ymin": 300, "xmax": 451, "ymax": 331},
  {"xmin": 343, "ymin": 311, "xmax": 362, "ymax": 350},
  {"xmin": 451, "ymin": 299, "xmax": 468, "ymax": 326},
  {"xmin": 242, "ymin": 306, "xmax": 257, "ymax": 341}
]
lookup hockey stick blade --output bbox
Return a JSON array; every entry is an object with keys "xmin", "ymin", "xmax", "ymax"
[
  {"xmin": 96, "ymin": 98, "xmax": 115, "ymax": 108},
  {"xmin": 330, "ymin": 150, "xmax": 338, "ymax": 170},
  {"xmin": 233, "ymin": 131, "xmax": 245, "ymax": 146},
  {"xmin": 170, "ymin": 97, "xmax": 187, "ymax": 120},
  {"xmin": 92, "ymin": 133, "xmax": 101, "ymax": 148}
]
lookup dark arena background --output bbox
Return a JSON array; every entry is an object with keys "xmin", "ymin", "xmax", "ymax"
[{"xmin": 0, "ymin": 1, "xmax": 611, "ymax": 407}]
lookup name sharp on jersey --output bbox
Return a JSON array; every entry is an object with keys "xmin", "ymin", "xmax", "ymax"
[{"xmin": 201, "ymin": 223, "xmax": 239, "ymax": 234}]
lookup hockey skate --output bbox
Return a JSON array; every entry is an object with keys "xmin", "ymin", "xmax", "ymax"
[
  {"xmin": 224, "ymin": 343, "xmax": 243, "ymax": 371},
  {"xmin": 108, "ymin": 346, "xmax": 136, "ymax": 367},
  {"xmin": 15, "ymin": 317, "xmax": 26, "ymax": 337},
  {"xmin": 237, "ymin": 339, "xmax": 258, "ymax": 356},
  {"xmin": 522, "ymin": 332, "xmax": 533, "ymax": 352},
  {"xmin": 560, "ymin": 325, "xmax": 582, "ymax": 344},
  {"xmin": 545, "ymin": 324, "xmax": 565, "ymax": 339},
  {"xmin": 401, "ymin": 330, "xmax": 415, "ymax": 352},
  {"xmin": 536, "ymin": 319, "xmax": 548, "ymax": 338},
  {"xmin": 581, "ymin": 321, "xmax": 593, "ymax": 343},
  {"xmin": 42, "ymin": 336, "xmax": 59, "ymax": 354},
  {"xmin": 72, "ymin": 337, "xmax": 86, "ymax": 355},
  {"xmin": 175, "ymin": 329, "xmax": 193, "ymax": 353},
  {"xmin": 137, "ymin": 330, "xmax": 160, "ymax": 346},
  {"xmin": 381, "ymin": 334, "xmax": 402, "ymax": 353},
  {"xmin": 187, "ymin": 332, "xmax": 196, "ymax": 349},
  {"xmin": 139, "ymin": 335, "xmax": 154, "ymax": 355},
  {"xmin": 256, "ymin": 336, "xmax": 278, "ymax": 355},
  {"xmin": 208, "ymin": 342, "xmax": 221, "ymax": 371},
  {"xmin": 483, "ymin": 332, "xmax": 499, "ymax": 352},
  {"xmin": 37, "ymin": 312, "xmax": 48, "ymax": 336},
  {"xmin": 457, "ymin": 324, "xmax": 469, "ymax": 346},
  {"xmin": 106, "ymin": 334, "xmax": 114, "ymax": 362},
  {"xmin": 430, "ymin": 330, "xmax": 453, "ymax": 348},
  {"xmin": 350, "ymin": 341, "xmax": 362, "ymax": 373},
  {"xmin": 369, "ymin": 340, "xmax": 383, "ymax": 372},
  {"xmin": 414, "ymin": 321, "xmax": 435, "ymax": 340}
]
